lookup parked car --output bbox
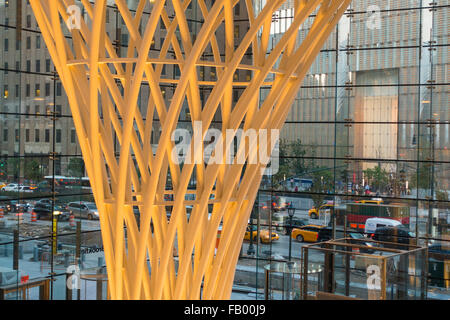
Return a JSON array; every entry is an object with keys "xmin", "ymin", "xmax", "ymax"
[
  {"xmin": 371, "ymin": 225, "xmax": 415, "ymax": 248},
  {"xmin": 244, "ymin": 225, "xmax": 279, "ymax": 244},
  {"xmin": 67, "ymin": 201, "xmax": 99, "ymax": 220},
  {"xmin": 291, "ymin": 225, "xmax": 332, "ymax": 243},
  {"xmin": 32, "ymin": 200, "xmax": 70, "ymax": 221}
]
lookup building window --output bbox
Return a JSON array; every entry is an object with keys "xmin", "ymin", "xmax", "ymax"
[
  {"xmin": 35, "ymin": 129, "xmax": 40, "ymax": 142},
  {"xmin": 45, "ymin": 129, "xmax": 50, "ymax": 143},
  {"xmin": 45, "ymin": 83, "xmax": 50, "ymax": 96},
  {"xmin": 71, "ymin": 129, "xmax": 76, "ymax": 143},
  {"xmin": 56, "ymin": 82, "xmax": 62, "ymax": 96},
  {"xmin": 56, "ymin": 129, "xmax": 61, "ymax": 143},
  {"xmin": 3, "ymin": 129, "xmax": 8, "ymax": 142}
]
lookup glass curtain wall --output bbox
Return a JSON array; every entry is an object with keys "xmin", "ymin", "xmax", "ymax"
[
  {"xmin": 0, "ymin": 0, "xmax": 448, "ymax": 300},
  {"xmin": 238, "ymin": 0, "xmax": 449, "ymax": 300}
]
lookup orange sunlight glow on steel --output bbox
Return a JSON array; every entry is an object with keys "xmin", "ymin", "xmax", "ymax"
[{"xmin": 29, "ymin": 0, "xmax": 351, "ymax": 300}]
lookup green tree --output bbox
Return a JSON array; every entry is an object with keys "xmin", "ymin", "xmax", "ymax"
[
  {"xmin": 272, "ymin": 139, "xmax": 292, "ymax": 186},
  {"xmin": 409, "ymin": 140, "xmax": 435, "ymax": 191},
  {"xmin": 68, "ymin": 158, "xmax": 85, "ymax": 177},
  {"xmin": 364, "ymin": 165, "xmax": 389, "ymax": 193},
  {"xmin": 409, "ymin": 163, "xmax": 433, "ymax": 190},
  {"xmin": 310, "ymin": 167, "xmax": 334, "ymax": 208},
  {"xmin": 24, "ymin": 159, "xmax": 42, "ymax": 182},
  {"xmin": 289, "ymin": 139, "xmax": 308, "ymax": 175},
  {"xmin": 7, "ymin": 158, "xmax": 21, "ymax": 180}
]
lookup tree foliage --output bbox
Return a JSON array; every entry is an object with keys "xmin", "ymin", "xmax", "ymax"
[
  {"xmin": 68, "ymin": 158, "xmax": 85, "ymax": 177},
  {"xmin": 363, "ymin": 165, "xmax": 389, "ymax": 193},
  {"xmin": 24, "ymin": 159, "xmax": 42, "ymax": 182},
  {"xmin": 310, "ymin": 167, "xmax": 334, "ymax": 208}
]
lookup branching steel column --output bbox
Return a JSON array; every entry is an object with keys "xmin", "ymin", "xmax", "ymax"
[{"xmin": 29, "ymin": 0, "xmax": 351, "ymax": 300}]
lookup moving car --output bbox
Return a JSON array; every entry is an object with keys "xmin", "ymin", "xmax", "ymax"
[
  {"xmin": 18, "ymin": 185, "xmax": 34, "ymax": 193},
  {"xmin": 427, "ymin": 243, "xmax": 450, "ymax": 288},
  {"xmin": 244, "ymin": 225, "xmax": 279, "ymax": 244},
  {"xmin": 308, "ymin": 202, "xmax": 334, "ymax": 219},
  {"xmin": 355, "ymin": 198, "xmax": 384, "ymax": 205},
  {"xmin": 370, "ymin": 225, "xmax": 415, "ymax": 247},
  {"xmin": 67, "ymin": 201, "xmax": 99, "ymax": 220},
  {"xmin": 32, "ymin": 200, "xmax": 70, "ymax": 221},
  {"xmin": 9, "ymin": 200, "xmax": 31, "ymax": 213},
  {"xmin": 347, "ymin": 232, "xmax": 375, "ymax": 253},
  {"xmin": 0, "ymin": 197, "xmax": 14, "ymax": 213},
  {"xmin": 291, "ymin": 225, "xmax": 332, "ymax": 243},
  {"xmin": 364, "ymin": 217, "xmax": 401, "ymax": 235},
  {"xmin": 428, "ymin": 243, "xmax": 450, "ymax": 261},
  {"xmin": 283, "ymin": 218, "xmax": 308, "ymax": 235},
  {"xmin": 1, "ymin": 183, "xmax": 20, "ymax": 192}
]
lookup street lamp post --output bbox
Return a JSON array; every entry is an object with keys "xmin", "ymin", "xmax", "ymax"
[
  {"xmin": 287, "ymin": 204, "xmax": 295, "ymax": 261},
  {"xmin": 247, "ymin": 201, "xmax": 257, "ymax": 256}
]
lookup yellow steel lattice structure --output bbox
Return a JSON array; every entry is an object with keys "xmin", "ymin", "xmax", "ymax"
[{"xmin": 29, "ymin": 0, "xmax": 351, "ymax": 300}]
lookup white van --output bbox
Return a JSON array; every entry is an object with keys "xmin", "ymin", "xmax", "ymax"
[{"xmin": 364, "ymin": 218, "xmax": 401, "ymax": 235}]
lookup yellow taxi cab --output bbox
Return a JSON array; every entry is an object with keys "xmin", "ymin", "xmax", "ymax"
[
  {"xmin": 0, "ymin": 182, "xmax": 6, "ymax": 189},
  {"xmin": 355, "ymin": 198, "xmax": 383, "ymax": 205},
  {"xmin": 308, "ymin": 203, "xmax": 334, "ymax": 219},
  {"xmin": 291, "ymin": 225, "xmax": 332, "ymax": 243},
  {"xmin": 244, "ymin": 225, "xmax": 279, "ymax": 244}
]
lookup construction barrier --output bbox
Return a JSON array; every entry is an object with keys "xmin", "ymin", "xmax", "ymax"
[
  {"xmin": 215, "ymin": 227, "xmax": 222, "ymax": 254},
  {"xmin": 351, "ymin": 246, "xmax": 360, "ymax": 260},
  {"xmin": 69, "ymin": 214, "xmax": 75, "ymax": 227},
  {"xmin": 0, "ymin": 208, "xmax": 4, "ymax": 219},
  {"xmin": 31, "ymin": 211, "xmax": 37, "ymax": 222},
  {"xmin": 16, "ymin": 212, "xmax": 24, "ymax": 223}
]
